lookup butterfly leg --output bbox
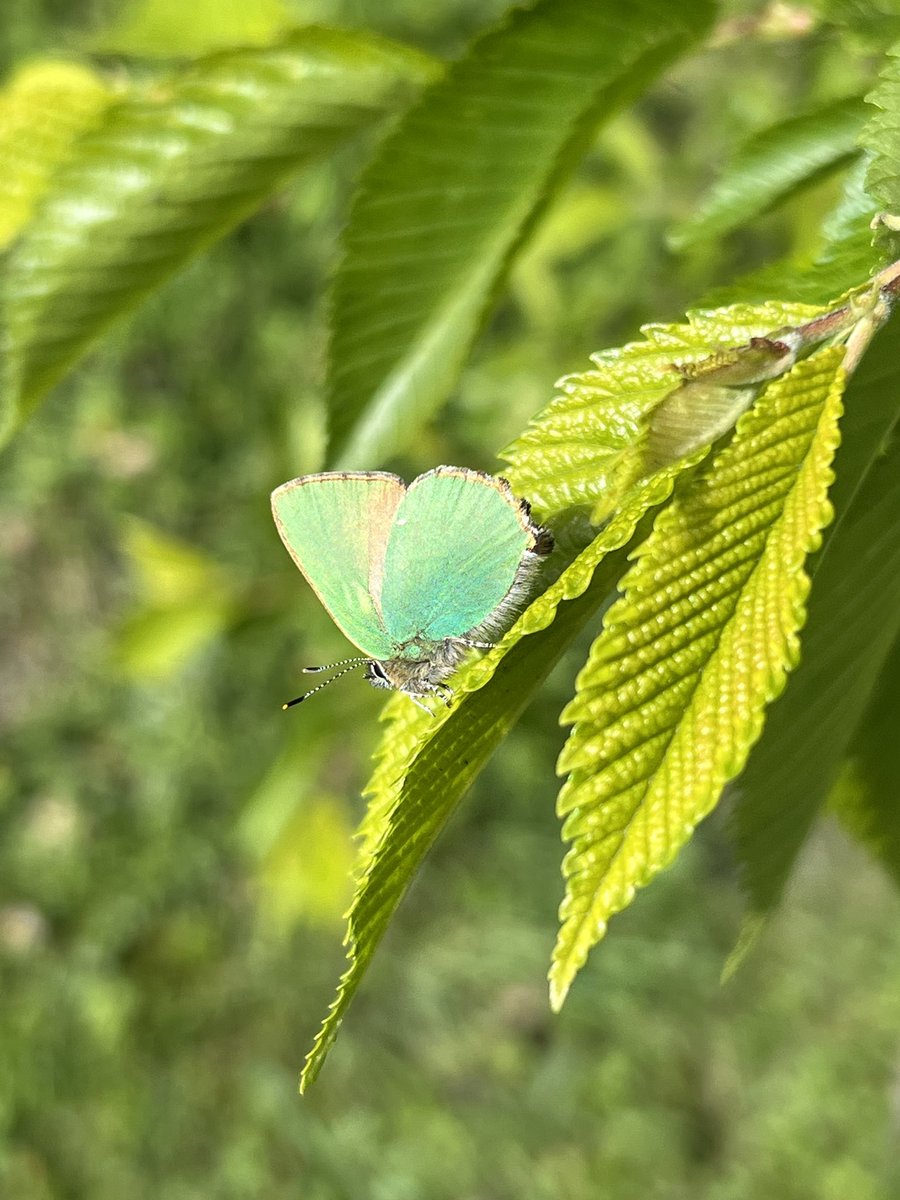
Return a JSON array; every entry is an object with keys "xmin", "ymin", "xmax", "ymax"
[{"xmin": 404, "ymin": 684, "xmax": 451, "ymax": 713}]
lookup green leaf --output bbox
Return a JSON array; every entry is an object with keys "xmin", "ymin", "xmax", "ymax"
[
  {"xmin": 730, "ymin": 314, "xmax": 900, "ymax": 922},
  {"xmin": 0, "ymin": 59, "xmax": 113, "ymax": 249},
  {"xmin": 550, "ymin": 348, "xmax": 847, "ymax": 1009},
  {"xmin": 863, "ymin": 40, "xmax": 900, "ymax": 215},
  {"xmin": 502, "ymin": 300, "xmax": 821, "ymax": 521},
  {"xmin": 833, "ymin": 631, "xmax": 900, "ymax": 889},
  {"xmin": 702, "ymin": 158, "xmax": 885, "ymax": 308},
  {"xmin": 808, "ymin": 157, "xmax": 885, "ymax": 291},
  {"xmin": 300, "ymin": 464, "xmax": 695, "ymax": 1091},
  {"xmin": 325, "ymin": 0, "xmax": 714, "ymax": 468},
  {"xmin": 0, "ymin": 29, "xmax": 437, "ymax": 444},
  {"xmin": 819, "ymin": 0, "xmax": 900, "ymax": 43},
  {"xmin": 672, "ymin": 96, "xmax": 869, "ymax": 249},
  {"xmin": 300, "ymin": 289, "xmax": 867, "ymax": 1088},
  {"xmin": 94, "ymin": 0, "xmax": 293, "ymax": 57}
]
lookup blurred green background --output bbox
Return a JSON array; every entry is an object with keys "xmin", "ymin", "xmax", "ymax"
[{"xmin": 2, "ymin": 2, "xmax": 900, "ymax": 1197}]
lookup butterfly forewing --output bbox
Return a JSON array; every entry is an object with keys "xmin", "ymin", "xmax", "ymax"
[
  {"xmin": 271, "ymin": 472, "xmax": 403, "ymax": 661},
  {"xmin": 380, "ymin": 468, "xmax": 532, "ymax": 645}
]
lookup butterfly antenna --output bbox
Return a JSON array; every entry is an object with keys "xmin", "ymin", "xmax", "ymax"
[
  {"xmin": 302, "ymin": 657, "xmax": 371, "ymax": 674},
  {"xmin": 282, "ymin": 661, "xmax": 369, "ymax": 709}
]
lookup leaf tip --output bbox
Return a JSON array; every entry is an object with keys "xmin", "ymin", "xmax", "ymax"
[
  {"xmin": 721, "ymin": 911, "xmax": 766, "ymax": 982},
  {"xmin": 548, "ymin": 971, "xmax": 570, "ymax": 1014}
]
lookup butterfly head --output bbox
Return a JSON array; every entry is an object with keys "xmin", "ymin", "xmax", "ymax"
[
  {"xmin": 365, "ymin": 650, "xmax": 462, "ymax": 713},
  {"xmin": 282, "ymin": 642, "xmax": 467, "ymax": 710}
]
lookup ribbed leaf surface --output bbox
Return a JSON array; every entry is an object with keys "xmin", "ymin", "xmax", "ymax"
[
  {"xmin": 502, "ymin": 301, "xmax": 819, "ymax": 520},
  {"xmin": 1, "ymin": 29, "xmax": 435, "ymax": 442},
  {"xmin": 300, "ymin": 465, "xmax": 691, "ymax": 1091},
  {"xmin": 299, "ymin": 291, "xmax": 861, "ymax": 1087},
  {"xmin": 550, "ymin": 348, "xmax": 846, "ymax": 1008},
  {"xmin": 730, "ymin": 314, "xmax": 900, "ymax": 922},
  {"xmin": 672, "ymin": 96, "xmax": 868, "ymax": 249},
  {"xmin": 0, "ymin": 60, "xmax": 112, "ymax": 249},
  {"xmin": 864, "ymin": 40, "xmax": 900, "ymax": 212},
  {"xmin": 326, "ymin": 0, "xmax": 713, "ymax": 468}
]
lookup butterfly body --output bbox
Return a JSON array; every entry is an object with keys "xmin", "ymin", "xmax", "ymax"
[
  {"xmin": 272, "ymin": 466, "xmax": 552, "ymax": 706},
  {"xmin": 364, "ymin": 632, "xmax": 483, "ymax": 695}
]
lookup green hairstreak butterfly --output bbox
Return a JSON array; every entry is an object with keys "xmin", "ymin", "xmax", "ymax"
[{"xmin": 271, "ymin": 466, "xmax": 552, "ymax": 711}]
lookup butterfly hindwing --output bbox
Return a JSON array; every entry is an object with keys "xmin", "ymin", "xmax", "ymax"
[
  {"xmin": 271, "ymin": 472, "xmax": 403, "ymax": 661},
  {"xmin": 380, "ymin": 467, "xmax": 534, "ymax": 645}
]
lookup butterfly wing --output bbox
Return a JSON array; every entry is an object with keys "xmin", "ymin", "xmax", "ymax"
[
  {"xmin": 271, "ymin": 472, "xmax": 404, "ymax": 660},
  {"xmin": 380, "ymin": 467, "xmax": 536, "ymax": 645}
]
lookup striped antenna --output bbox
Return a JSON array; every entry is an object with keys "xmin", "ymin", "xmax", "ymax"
[
  {"xmin": 282, "ymin": 659, "xmax": 370, "ymax": 709},
  {"xmin": 302, "ymin": 657, "xmax": 371, "ymax": 674}
]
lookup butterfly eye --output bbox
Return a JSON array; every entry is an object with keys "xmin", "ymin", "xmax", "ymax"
[{"xmin": 364, "ymin": 661, "xmax": 397, "ymax": 693}]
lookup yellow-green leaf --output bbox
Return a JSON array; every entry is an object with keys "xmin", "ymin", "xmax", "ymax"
[
  {"xmin": 0, "ymin": 59, "xmax": 113, "ymax": 249},
  {"xmin": 550, "ymin": 347, "xmax": 847, "ymax": 1009},
  {"xmin": 300, "ymin": 467, "xmax": 689, "ymax": 1092},
  {"xmin": 502, "ymin": 300, "xmax": 821, "ymax": 521},
  {"xmin": 728, "ymin": 313, "xmax": 900, "ymax": 931},
  {"xmin": 300, "ymin": 293, "xmax": 863, "ymax": 1089}
]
